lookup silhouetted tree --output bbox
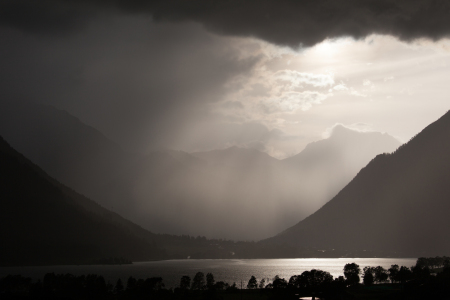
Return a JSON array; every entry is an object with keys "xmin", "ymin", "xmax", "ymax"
[
  {"xmin": 114, "ymin": 278, "xmax": 124, "ymax": 294},
  {"xmin": 126, "ymin": 276, "xmax": 137, "ymax": 291},
  {"xmin": 272, "ymin": 275, "xmax": 288, "ymax": 289},
  {"xmin": 206, "ymin": 273, "xmax": 215, "ymax": 290},
  {"xmin": 296, "ymin": 270, "xmax": 333, "ymax": 290},
  {"xmin": 227, "ymin": 282, "xmax": 238, "ymax": 291},
  {"xmin": 180, "ymin": 276, "xmax": 191, "ymax": 290},
  {"xmin": 146, "ymin": 277, "xmax": 164, "ymax": 291},
  {"xmin": 43, "ymin": 273, "xmax": 57, "ymax": 292},
  {"xmin": 335, "ymin": 276, "xmax": 346, "ymax": 288},
  {"xmin": 191, "ymin": 272, "xmax": 205, "ymax": 290},
  {"xmin": 0, "ymin": 275, "xmax": 32, "ymax": 295},
  {"xmin": 444, "ymin": 259, "xmax": 450, "ymax": 269},
  {"xmin": 106, "ymin": 281, "xmax": 113, "ymax": 293},
  {"xmin": 259, "ymin": 278, "xmax": 266, "ymax": 289},
  {"xmin": 388, "ymin": 265, "xmax": 399, "ymax": 283},
  {"xmin": 397, "ymin": 266, "xmax": 413, "ymax": 284},
  {"xmin": 374, "ymin": 266, "xmax": 388, "ymax": 283},
  {"xmin": 286, "ymin": 270, "xmax": 333, "ymax": 300},
  {"xmin": 214, "ymin": 281, "xmax": 228, "ymax": 290},
  {"xmin": 247, "ymin": 276, "xmax": 257, "ymax": 289},
  {"xmin": 344, "ymin": 263, "xmax": 360, "ymax": 286},
  {"xmin": 436, "ymin": 265, "xmax": 450, "ymax": 292},
  {"xmin": 415, "ymin": 256, "xmax": 450, "ymax": 272},
  {"xmin": 411, "ymin": 265, "xmax": 431, "ymax": 281},
  {"xmin": 85, "ymin": 274, "xmax": 107, "ymax": 296},
  {"xmin": 416, "ymin": 257, "xmax": 427, "ymax": 268},
  {"xmin": 363, "ymin": 267, "xmax": 374, "ymax": 286},
  {"xmin": 30, "ymin": 279, "xmax": 43, "ymax": 296},
  {"xmin": 288, "ymin": 275, "xmax": 298, "ymax": 288}
]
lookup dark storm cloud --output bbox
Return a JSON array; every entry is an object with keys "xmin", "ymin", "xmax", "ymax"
[
  {"xmin": 2, "ymin": 0, "xmax": 450, "ymax": 46},
  {"xmin": 0, "ymin": 15, "xmax": 260, "ymax": 151},
  {"xmin": 0, "ymin": 0, "xmax": 92, "ymax": 35},
  {"xmin": 1, "ymin": 0, "xmax": 449, "ymax": 153}
]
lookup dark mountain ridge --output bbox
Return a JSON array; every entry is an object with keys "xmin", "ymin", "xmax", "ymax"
[
  {"xmin": 0, "ymin": 101, "xmax": 135, "ymax": 204},
  {"xmin": 0, "ymin": 135, "xmax": 164, "ymax": 266},
  {"xmin": 267, "ymin": 110, "xmax": 450, "ymax": 257}
]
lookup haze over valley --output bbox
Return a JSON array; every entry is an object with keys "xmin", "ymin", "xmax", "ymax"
[
  {"xmin": 2, "ymin": 0, "xmax": 450, "ymax": 270},
  {"xmin": 0, "ymin": 101, "xmax": 400, "ymax": 240}
]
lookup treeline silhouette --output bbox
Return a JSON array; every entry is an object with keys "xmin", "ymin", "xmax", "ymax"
[
  {"xmin": 0, "ymin": 271, "xmax": 342, "ymax": 300},
  {"xmin": 3, "ymin": 258, "xmax": 450, "ymax": 299},
  {"xmin": 415, "ymin": 256, "xmax": 450, "ymax": 269},
  {"xmin": 153, "ymin": 233, "xmax": 406, "ymax": 259}
]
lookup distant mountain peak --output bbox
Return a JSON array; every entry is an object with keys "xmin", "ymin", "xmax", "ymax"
[
  {"xmin": 329, "ymin": 124, "xmax": 355, "ymax": 136},
  {"xmin": 284, "ymin": 125, "xmax": 400, "ymax": 162},
  {"xmin": 328, "ymin": 124, "xmax": 371, "ymax": 139},
  {"xmin": 268, "ymin": 109, "xmax": 450, "ymax": 257}
]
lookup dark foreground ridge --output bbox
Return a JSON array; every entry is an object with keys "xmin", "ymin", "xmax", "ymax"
[
  {"xmin": 0, "ymin": 135, "xmax": 164, "ymax": 266},
  {"xmin": 266, "ymin": 110, "xmax": 450, "ymax": 257},
  {"xmin": 2, "ymin": 258, "xmax": 450, "ymax": 300}
]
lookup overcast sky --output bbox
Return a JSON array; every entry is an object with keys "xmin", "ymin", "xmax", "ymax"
[{"xmin": 1, "ymin": 0, "xmax": 450, "ymax": 158}]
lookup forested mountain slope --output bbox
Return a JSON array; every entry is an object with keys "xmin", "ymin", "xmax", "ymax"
[
  {"xmin": 268, "ymin": 110, "xmax": 450, "ymax": 257},
  {"xmin": 0, "ymin": 135, "xmax": 163, "ymax": 266}
]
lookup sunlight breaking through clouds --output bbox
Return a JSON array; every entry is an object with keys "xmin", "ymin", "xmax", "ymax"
[
  {"xmin": 208, "ymin": 34, "xmax": 450, "ymax": 158},
  {"xmin": 262, "ymin": 91, "xmax": 332, "ymax": 113},
  {"xmin": 4, "ymin": 10, "xmax": 450, "ymax": 159},
  {"xmin": 275, "ymin": 70, "xmax": 335, "ymax": 88}
]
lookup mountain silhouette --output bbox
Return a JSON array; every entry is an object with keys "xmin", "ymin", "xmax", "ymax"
[
  {"xmin": 193, "ymin": 146, "xmax": 279, "ymax": 168},
  {"xmin": 267, "ymin": 110, "xmax": 450, "ymax": 257},
  {"xmin": 0, "ymin": 101, "xmax": 400, "ymax": 240},
  {"xmin": 0, "ymin": 101, "xmax": 135, "ymax": 205},
  {"xmin": 282, "ymin": 125, "xmax": 401, "ymax": 207},
  {"xmin": 0, "ymin": 135, "xmax": 164, "ymax": 266}
]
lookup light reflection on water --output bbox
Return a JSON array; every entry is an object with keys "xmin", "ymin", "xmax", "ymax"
[{"xmin": 0, "ymin": 258, "xmax": 416, "ymax": 288}]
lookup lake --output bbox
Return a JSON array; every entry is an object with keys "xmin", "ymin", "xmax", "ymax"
[{"xmin": 0, "ymin": 258, "xmax": 416, "ymax": 288}]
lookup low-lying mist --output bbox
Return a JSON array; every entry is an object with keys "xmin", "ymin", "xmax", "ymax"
[
  {"xmin": 116, "ymin": 126, "xmax": 400, "ymax": 240},
  {"xmin": 0, "ymin": 103, "xmax": 400, "ymax": 240}
]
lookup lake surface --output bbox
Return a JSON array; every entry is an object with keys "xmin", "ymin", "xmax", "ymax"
[{"xmin": 0, "ymin": 258, "xmax": 416, "ymax": 288}]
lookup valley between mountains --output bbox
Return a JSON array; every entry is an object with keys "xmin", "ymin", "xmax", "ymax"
[{"xmin": 2, "ymin": 101, "xmax": 450, "ymax": 265}]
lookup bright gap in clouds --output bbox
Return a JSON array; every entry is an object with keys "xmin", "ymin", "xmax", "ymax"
[
  {"xmin": 28, "ymin": 16, "xmax": 447, "ymax": 160},
  {"xmin": 306, "ymin": 38, "xmax": 354, "ymax": 59},
  {"xmin": 199, "ymin": 34, "xmax": 450, "ymax": 159}
]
